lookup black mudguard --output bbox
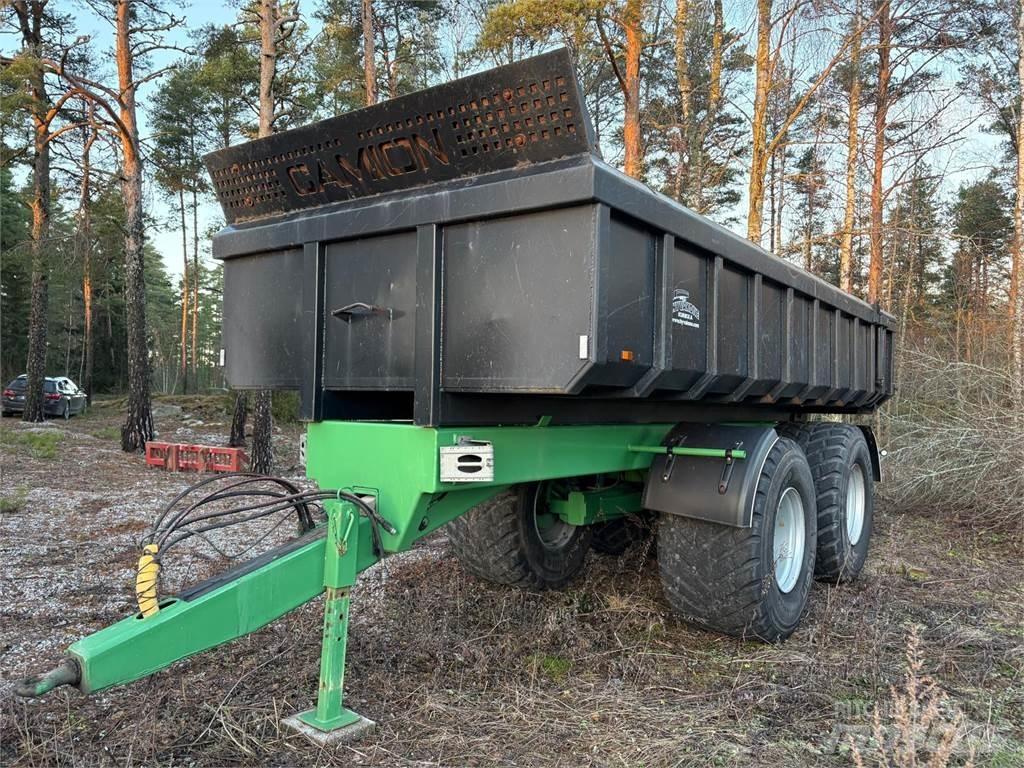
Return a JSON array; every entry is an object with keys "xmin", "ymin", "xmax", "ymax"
[{"xmin": 642, "ymin": 423, "xmax": 780, "ymax": 528}]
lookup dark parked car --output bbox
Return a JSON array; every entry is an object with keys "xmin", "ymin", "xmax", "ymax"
[{"xmin": 2, "ymin": 375, "xmax": 87, "ymax": 419}]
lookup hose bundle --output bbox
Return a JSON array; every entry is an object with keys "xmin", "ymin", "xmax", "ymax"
[{"xmin": 134, "ymin": 473, "xmax": 395, "ymax": 618}]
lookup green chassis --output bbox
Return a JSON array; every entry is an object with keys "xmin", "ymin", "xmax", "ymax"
[{"xmin": 63, "ymin": 421, "xmax": 693, "ymax": 732}]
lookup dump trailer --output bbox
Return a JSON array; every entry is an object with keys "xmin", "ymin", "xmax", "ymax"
[{"xmin": 17, "ymin": 50, "xmax": 894, "ymax": 741}]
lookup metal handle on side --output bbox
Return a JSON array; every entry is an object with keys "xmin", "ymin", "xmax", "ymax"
[{"xmin": 331, "ymin": 302, "xmax": 390, "ymax": 322}]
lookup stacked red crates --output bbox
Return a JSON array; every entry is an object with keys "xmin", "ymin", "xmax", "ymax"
[{"xmin": 144, "ymin": 442, "xmax": 246, "ymax": 473}]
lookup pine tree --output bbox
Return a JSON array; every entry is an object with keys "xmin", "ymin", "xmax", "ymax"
[
  {"xmin": 152, "ymin": 64, "xmax": 208, "ymax": 395},
  {"xmin": 646, "ymin": 0, "xmax": 748, "ymax": 218},
  {"xmin": 946, "ymin": 178, "xmax": 1013, "ymax": 361}
]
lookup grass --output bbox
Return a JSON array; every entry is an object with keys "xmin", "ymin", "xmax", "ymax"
[
  {"xmin": 527, "ymin": 653, "xmax": 573, "ymax": 682},
  {"xmin": 91, "ymin": 425, "xmax": 121, "ymax": 441},
  {"xmin": 0, "ymin": 426, "xmax": 62, "ymax": 458},
  {"xmin": 0, "ymin": 485, "xmax": 28, "ymax": 513}
]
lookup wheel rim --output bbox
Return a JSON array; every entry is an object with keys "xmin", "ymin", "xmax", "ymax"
[
  {"xmin": 846, "ymin": 463, "xmax": 866, "ymax": 545},
  {"xmin": 773, "ymin": 486, "xmax": 806, "ymax": 594},
  {"xmin": 531, "ymin": 484, "xmax": 576, "ymax": 550}
]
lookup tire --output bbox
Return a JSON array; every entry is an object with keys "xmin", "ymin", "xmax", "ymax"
[
  {"xmin": 778, "ymin": 422, "xmax": 873, "ymax": 583},
  {"xmin": 62, "ymin": 400, "xmax": 70, "ymax": 420},
  {"xmin": 590, "ymin": 517, "xmax": 650, "ymax": 556},
  {"xmin": 657, "ymin": 437, "xmax": 817, "ymax": 643},
  {"xmin": 448, "ymin": 483, "xmax": 592, "ymax": 590}
]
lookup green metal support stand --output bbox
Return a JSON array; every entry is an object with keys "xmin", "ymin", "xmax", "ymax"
[{"xmin": 294, "ymin": 500, "xmax": 366, "ymax": 734}]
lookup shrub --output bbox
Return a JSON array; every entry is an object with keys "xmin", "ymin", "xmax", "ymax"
[{"xmin": 878, "ymin": 349, "xmax": 1024, "ymax": 536}]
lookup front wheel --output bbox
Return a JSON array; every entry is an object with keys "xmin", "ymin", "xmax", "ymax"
[
  {"xmin": 657, "ymin": 437, "xmax": 817, "ymax": 643},
  {"xmin": 448, "ymin": 483, "xmax": 592, "ymax": 590}
]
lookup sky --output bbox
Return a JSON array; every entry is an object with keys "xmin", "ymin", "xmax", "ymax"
[{"xmin": 1, "ymin": 1, "xmax": 1005, "ymax": 282}]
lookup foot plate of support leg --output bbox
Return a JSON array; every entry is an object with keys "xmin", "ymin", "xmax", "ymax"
[{"xmin": 284, "ymin": 709, "xmax": 376, "ymax": 745}]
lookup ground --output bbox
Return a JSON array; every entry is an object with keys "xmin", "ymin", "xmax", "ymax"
[{"xmin": 0, "ymin": 397, "xmax": 1021, "ymax": 767}]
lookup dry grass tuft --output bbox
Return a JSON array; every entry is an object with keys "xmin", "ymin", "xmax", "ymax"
[
  {"xmin": 880, "ymin": 349, "xmax": 1024, "ymax": 536},
  {"xmin": 849, "ymin": 626, "xmax": 975, "ymax": 768}
]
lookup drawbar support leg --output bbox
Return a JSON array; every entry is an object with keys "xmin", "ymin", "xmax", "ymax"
[{"xmin": 288, "ymin": 500, "xmax": 375, "ymax": 741}]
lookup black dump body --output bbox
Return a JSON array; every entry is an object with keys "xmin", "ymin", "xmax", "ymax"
[{"xmin": 206, "ymin": 49, "xmax": 895, "ymax": 427}]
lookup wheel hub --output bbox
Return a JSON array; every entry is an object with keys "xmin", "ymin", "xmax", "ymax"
[
  {"xmin": 531, "ymin": 484, "xmax": 577, "ymax": 550},
  {"xmin": 773, "ymin": 487, "xmax": 806, "ymax": 594},
  {"xmin": 846, "ymin": 463, "xmax": 866, "ymax": 545}
]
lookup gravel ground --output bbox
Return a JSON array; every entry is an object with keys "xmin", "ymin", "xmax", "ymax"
[{"xmin": 1, "ymin": 397, "xmax": 1021, "ymax": 767}]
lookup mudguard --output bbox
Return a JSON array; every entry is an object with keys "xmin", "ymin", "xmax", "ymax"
[{"xmin": 642, "ymin": 423, "xmax": 780, "ymax": 528}]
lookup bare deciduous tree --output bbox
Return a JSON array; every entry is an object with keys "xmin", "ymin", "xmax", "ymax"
[
  {"xmin": 839, "ymin": 0, "xmax": 863, "ymax": 294},
  {"xmin": 746, "ymin": 0, "xmax": 866, "ymax": 245}
]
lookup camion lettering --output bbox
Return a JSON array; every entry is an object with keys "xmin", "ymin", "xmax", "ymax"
[{"xmin": 285, "ymin": 129, "xmax": 450, "ymax": 197}]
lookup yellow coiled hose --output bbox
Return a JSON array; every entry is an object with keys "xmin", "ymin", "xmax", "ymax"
[{"xmin": 135, "ymin": 543, "xmax": 161, "ymax": 617}]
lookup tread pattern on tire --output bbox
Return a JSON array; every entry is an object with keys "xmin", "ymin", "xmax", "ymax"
[
  {"xmin": 447, "ymin": 491, "xmax": 538, "ymax": 587},
  {"xmin": 657, "ymin": 437, "xmax": 813, "ymax": 642},
  {"xmin": 776, "ymin": 422, "xmax": 871, "ymax": 582}
]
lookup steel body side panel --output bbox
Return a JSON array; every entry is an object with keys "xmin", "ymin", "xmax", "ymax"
[
  {"xmin": 442, "ymin": 206, "xmax": 595, "ymax": 392},
  {"xmin": 222, "ymin": 247, "xmax": 304, "ymax": 389},
  {"xmin": 213, "ymin": 158, "xmax": 893, "ymax": 330},
  {"xmin": 210, "ymin": 104, "xmax": 896, "ymax": 417},
  {"xmin": 323, "ymin": 231, "xmax": 418, "ymax": 388}
]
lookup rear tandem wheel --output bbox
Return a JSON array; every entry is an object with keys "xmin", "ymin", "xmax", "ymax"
[
  {"xmin": 656, "ymin": 437, "xmax": 818, "ymax": 643},
  {"xmin": 776, "ymin": 422, "xmax": 875, "ymax": 583}
]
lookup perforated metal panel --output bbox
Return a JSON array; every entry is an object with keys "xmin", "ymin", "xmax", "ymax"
[{"xmin": 204, "ymin": 49, "xmax": 594, "ymax": 224}]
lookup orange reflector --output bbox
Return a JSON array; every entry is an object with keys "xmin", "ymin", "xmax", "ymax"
[{"xmin": 620, "ymin": 349, "xmax": 634, "ymax": 362}]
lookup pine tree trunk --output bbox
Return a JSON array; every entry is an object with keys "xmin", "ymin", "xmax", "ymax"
[
  {"xmin": 674, "ymin": 0, "xmax": 692, "ymax": 203},
  {"xmin": 1013, "ymin": 0, "xmax": 1024, "ymax": 415},
  {"xmin": 868, "ymin": 0, "xmax": 891, "ymax": 306},
  {"xmin": 20, "ymin": 11, "xmax": 50, "ymax": 425},
  {"xmin": 179, "ymin": 186, "xmax": 189, "ymax": 394},
  {"xmin": 191, "ymin": 182, "xmax": 200, "ymax": 388},
  {"xmin": 82, "ymin": 268, "xmax": 93, "ymax": 403},
  {"xmin": 709, "ymin": 0, "xmax": 723, "ymax": 113},
  {"xmin": 839, "ymin": 1, "xmax": 862, "ymax": 294},
  {"xmin": 229, "ymin": 391, "xmax": 248, "ymax": 447},
  {"xmin": 79, "ymin": 116, "xmax": 97, "ymax": 405},
  {"xmin": 116, "ymin": 0, "xmax": 154, "ymax": 452},
  {"xmin": 249, "ymin": 0, "xmax": 277, "ymax": 472},
  {"xmin": 363, "ymin": 0, "xmax": 377, "ymax": 105},
  {"xmin": 250, "ymin": 390, "xmax": 274, "ymax": 473},
  {"xmin": 746, "ymin": 0, "xmax": 773, "ymax": 244},
  {"xmin": 259, "ymin": 0, "xmax": 276, "ymax": 137},
  {"xmin": 692, "ymin": 0, "xmax": 724, "ymax": 214},
  {"xmin": 24, "ymin": 130, "xmax": 49, "ymax": 424},
  {"xmin": 621, "ymin": 0, "xmax": 644, "ymax": 180}
]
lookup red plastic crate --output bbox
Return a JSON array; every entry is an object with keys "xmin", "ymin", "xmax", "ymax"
[
  {"xmin": 206, "ymin": 446, "xmax": 246, "ymax": 472},
  {"xmin": 145, "ymin": 441, "xmax": 248, "ymax": 473},
  {"xmin": 177, "ymin": 444, "xmax": 208, "ymax": 471},
  {"xmin": 144, "ymin": 441, "xmax": 179, "ymax": 470}
]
